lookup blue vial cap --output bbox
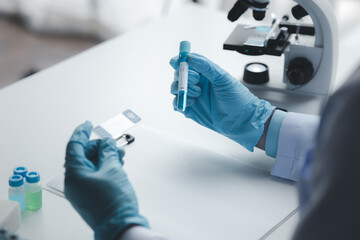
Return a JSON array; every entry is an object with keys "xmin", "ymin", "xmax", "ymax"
[
  {"xmin": 26, "ymin": 171, "xmax": 40, "ymax": 183},
  {"xmin": 13, "ymin": 166, "xmax": 28, "ymax": 177},
  {"xmin": 179, "ymin": 41, "xmax": 191, "ymax": 54},
  {"xmin": 179, "ymin": 41, "xmax": 191, "ymax": 62},
  {"xmin": 9, "ymin": 175, "xmax": 24, "ymax": 187}
]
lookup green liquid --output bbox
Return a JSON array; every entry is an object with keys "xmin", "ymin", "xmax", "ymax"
[{"xmin": 26, "ymin": 190, "xmax": 42, "ymax": 211}]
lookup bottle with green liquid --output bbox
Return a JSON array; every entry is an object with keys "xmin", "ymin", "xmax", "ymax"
[{"xmin": 25, "ymin": 171, "xmax": 42, "ymax": 211}]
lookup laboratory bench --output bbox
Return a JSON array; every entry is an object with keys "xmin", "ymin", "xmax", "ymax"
[{"xmin": 1, "ymin": 3, "xmax": 360, "ymax": 240}]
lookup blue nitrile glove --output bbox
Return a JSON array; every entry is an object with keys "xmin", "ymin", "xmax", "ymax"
[
  {"xmin": 170, "ymin": 53, "xmax": 275, "ymax": 151},
  {"xmin": 64, "ymin": 122, "xmax": 149, "ymax": 240}
]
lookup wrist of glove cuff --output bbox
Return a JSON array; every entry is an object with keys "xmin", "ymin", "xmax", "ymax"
[
  {"xmin": 94, "ymin": 211, "xmax": 149, "ymax": 240},
  {"xmin": 221, "ymin": 99, "xmax": 275, "ymax": 152}
]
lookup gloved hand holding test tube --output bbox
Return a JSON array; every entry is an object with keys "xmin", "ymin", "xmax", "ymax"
[{"xmin": 177, "ymin": 41, "xmax": 191, "ymax": 111}]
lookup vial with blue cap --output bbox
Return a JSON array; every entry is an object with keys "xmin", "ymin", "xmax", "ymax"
[
  {"xmin": 177, "ymin": 41, "xmax": 191, "ymax": 111},
  {"xmin": 8, "ymin": 175, "xmax": 26, "ymax": 213},
  {"xmin": 25, "ymin": 172, "xmax": 42, "ymax": 211}
]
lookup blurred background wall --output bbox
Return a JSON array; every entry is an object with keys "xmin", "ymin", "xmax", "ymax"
[{"xmin": 0, "ymin": 0, "xmax": 359, "ymax": 89}]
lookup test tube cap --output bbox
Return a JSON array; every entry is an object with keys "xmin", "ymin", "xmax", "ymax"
[
  {"xmin": 9, "ymin": 175, "xmax": 24, "ymax": 187},
  {"xmin": 25, "ymin": 172, "xmax": 40, "ymax": 183},
  {"xmin": 13, "ymin": 166, "xmax": 28, "ymax": 177},
  {"xmin": 179, "ymin": 41, "xmax": 191, "ymax": 54}
]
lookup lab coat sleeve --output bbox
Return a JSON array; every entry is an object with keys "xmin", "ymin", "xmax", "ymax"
[
  {"xmin": 119, "ymin": 226, "xmax": 168, "ymax": 240},
  {"xmin": 271, "ymin": 112, "xmax": 320, "ymax": 181}
]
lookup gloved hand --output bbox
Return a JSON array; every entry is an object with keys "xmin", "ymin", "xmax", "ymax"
[
  {"xmin": 170, "ymin": 53, "xmax": 275, "ymax": 151},
  {"xmin": 64, "ymin": 122, "xmax": 149, "ymax": 240}
]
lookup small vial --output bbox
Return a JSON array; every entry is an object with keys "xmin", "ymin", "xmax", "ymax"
[
  {"xmin": 13, "ymin": 166, "xmax": 28, "ymax": 178},
  {"xmin": 8, "ymin": 175, "xmax": 26, "ymax": 213},
  {"xmin": 25, "ymin": 172, "xmax": 42, "ymax": 211}
]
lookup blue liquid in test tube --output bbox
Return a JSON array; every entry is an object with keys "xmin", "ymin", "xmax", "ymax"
[{"xmin": 177, "ymin": 41, "xmax": 191, "ymax": 111}]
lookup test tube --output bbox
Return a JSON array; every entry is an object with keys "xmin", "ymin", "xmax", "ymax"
[{"xmin": 177, "ymin": 41, "xmax": 191, "ymax": 111}]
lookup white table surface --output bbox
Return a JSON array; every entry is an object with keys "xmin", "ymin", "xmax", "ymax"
[{"xmin": 1, "ymin": 3, "xmax": 360, "ymax": 240}]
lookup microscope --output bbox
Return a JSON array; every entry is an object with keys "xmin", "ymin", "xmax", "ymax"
[{"xmin": 224, "ymin": 0, "xmax": 338, "ymax": 114}]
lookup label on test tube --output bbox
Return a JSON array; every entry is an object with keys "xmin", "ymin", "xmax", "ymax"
[{"xmin": 177, "ymin": 62, "xmax": 188, "ymax": 111}]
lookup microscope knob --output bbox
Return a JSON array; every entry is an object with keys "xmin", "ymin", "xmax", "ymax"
[
  {"xmin": 292, "ymin": 5, "xmax": 309, "ymax": 20},
  {"xmin": 286, "ymin": 57, "xmax": 314, "ymax": 85}
]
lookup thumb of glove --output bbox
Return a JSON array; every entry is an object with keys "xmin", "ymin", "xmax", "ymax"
[
  {"xmin": 187, "ymin": 53, "xmax": 233, "ymax": 86},
  {"xmin": 98, "ymin": 138, "xmax": 122, "ymax": 167}
]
